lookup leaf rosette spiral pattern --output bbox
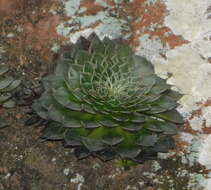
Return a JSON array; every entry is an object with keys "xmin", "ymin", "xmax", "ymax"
[{"xmin": 33, "ymin": 34, "xmax": 184, "ymax": 162}]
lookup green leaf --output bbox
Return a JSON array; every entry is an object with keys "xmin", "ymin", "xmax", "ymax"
[
  {"xmin": 152, "ymin": 136, "xmax": 175, "ymax": 153},
  {"xmin": 48, "ymin": 104, "xmax": 82, "ymax": 128},
  {"xmin": 64, "ymin": 130, "xmax": 82, "ymax": 146},
  {"xmin": 74, "ymin": 147, "xmax": 90, "ymax": 159},
  {"xmin": 102, "ymin": 135, "xmax": 123, "ymax": 146},
  {"xmin": 160, "ymin": 122, "xmax": 178, "ymax": 135},
  {"xmin": 89, "ymin": 34, "xmax": 105, "ymax": 53},
  {"xmin": 116, "ymin": 43, "xmax": 133, "ymax": 58},
  {"xmin": 0, "ymin": 77, "xmax": 14, "ymax": 90},
  {"xmin": 52, "ymin": 87, "xmax": 82, "ymax": 111},
  {"xmin": 32, "ymin": 101, "xmax": 49, "ymax": 120},
  {"xmin": 122, "ymin": 123, "xmax": 143, "ymax": 131},
  {"xmin": 132, "ymin": 55, "xmax": 154, "ymax": 76},
  {"xmin": 155, "ymin": 110, "xmax": 184, "ymax": 124},
  {"xmin": 137, "ymin": 135, "xmax": 158, "ymax": 147},
  {"xmin": 84, "ymin": 120, "xmax": 101, "ymax": 129},
  {"xmin": 141, "ymin": 74, "xmax": 156, "ymax": 87},
  {"xmin": 131, "ymin": 113, "xmax": 146, "ymax": 124},
  {"xmin": 0, "ymin": 94, "xmax": 12, "ymax": 103},
  {"xmin": 81, "ymin": 104, "xmax": 96, "ymax": 114},
  {"xmin": 1, "ymin": 79, "xmax": 21, "ymax": 92},
  {"xmin": 55, "ymin": 56, "xmax": 71, "ymax": 77},
  {"xmin": 0, "ymin": 66, "xmax": 9, "ymax": 76},
  {"xmin": 96, "ymin": 149, "xmax": 115, "ymax": 161},
  {"xmin": 144, "ymin": 120, "xmax": 163, "ymax": 132},
  {"xmin": 150, "ymin": 77, "xmax": 171, "ymax": 94},
  {"xmin": 82, "ymin": 137, "xmax": 105, "ymax": 152},
  {"xmin": 2, "ymin": 99, "xmax": 16, "ymax": 108},
  {"xmin": 117, "ymin": 146, "xmax": 141, "ymax": 159},
  {"xmin": 165, "ymin": 90, "xmax": 183, "ymax": 101},
  {"xmin": 42, "ymin": 122, "xmax": 66, "ymax": 140},
  {"xmin": 99, "ymin": 120, "xmax": 118, "ymax": 128}
]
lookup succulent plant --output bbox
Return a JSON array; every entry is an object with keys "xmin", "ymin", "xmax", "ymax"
[
  {"xmin": 0, "ymin": 66, "xmax": 21, "ymax": 108},
  {"xmin": 32, "ymin": 34, "xmax": 184, "ymax": 162},
  {"xmin": 0, "ymin": 65, "xmax": 21, "ymax": 129}
]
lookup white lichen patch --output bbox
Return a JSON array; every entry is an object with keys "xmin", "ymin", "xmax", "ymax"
[
  {"xmin": 165, "ymin": 0, "xmax": 211, "ymax": 41},
  {"xmin": 188, "ymin": 103, "xmax": 211, "ymax": 132},
  {"xmin": 70, "ymin": 173, "xmax": 84, "ymax": 184},
  {"xmin": 64, "ymin": 0, "xmax": 81, "ymax": 17},
  {"xmin": 189, "ymin": 116, "xmax": 204, "ymax": 131},
  {"xmin": 180, "ymin": 132, "xmax": 203, "ymax": 167},
  {"xmin": 57, "ymin": 0, "xmax": 128, "ymax": 44},
  {"xmin": 69, "ymin": 177, "xmax": 84, "ymax": 190},
  {"xmin": 136, "ymin": 34, "xmax": 169, "ymax": 62},
  {"xmin": 198, "ymin": 135, "xmax": 211, "ymax": 170},
  {"xmin": 154, "ymin": 44, "xmax": 211, "ymax": 115},
  {"xmin": 201, "ymin": 106, "xmax": 211, "ymax": 127}
]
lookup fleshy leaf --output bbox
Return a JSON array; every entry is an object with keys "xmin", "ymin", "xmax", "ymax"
[
  {"xmin": 0, "ymin": 77, "xmax": 14, "ymax": 90},
  {"xmin": 156, "ymin": 110, "xmax": 184, "ymax": 124},
  {"xmin": 2, "ymin": 99, "xmax": 16, "ymax": 108},
  {"xmin": 82, "ymin": 137, "xmax": 105, "ymax": 152},
  {"xmin": 1, "ymin": 79, "xmax": 21, "ymax": 92},
  {"xmin": 42, "ymin": 122, "xmax": 66, "ymax": 140},
  {"xmin": 0, "ymin": 66, "xmax": 9, "ymax": 76},
  {"xmin": 137, "ymin": 135, "xmax": 158, "ymax": 147}
]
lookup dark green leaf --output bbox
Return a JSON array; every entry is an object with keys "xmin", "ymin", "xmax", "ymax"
[
  {"xmin": 152, "ymin": 136, "xmax": 175, "ymax": 152},
  {"xmin": 122, "ymin": 123, "xmax": 143, "ymax": 131},
  {"xmin": 95, "ymin": 149, "xmax": 116, "ymax": 161},
  {"xmin": 64, "ymin": 131, "xmax": 82, "ymax": 146},
  {"xmin": 82, "ymin": 137, "xmax": 105, "ymax": 152},
  {"xmin": 160, "ymin": 122, "xmax": 178, "ymax": 135},
  {"xmin": 166, "ymin": 90, "xmax": 183, "ymax": 101},
  {"xmin": 2, "ymin": 99, "xmax": 16, "ymax": 108},
  {"xmin": 0, "ymin": 94, "xmax": 12, "ymax": 103},
  {"xmin": 132, "ymin": 55, "xmax": 154, "ymax": 76},
  {"xmin": 0, "ymin": 66, "xmax": 9, "ymax": 76},
  {"xmin": 0, "ymin": 77, "xmax": 14, "ymax": 90},
  {"xmin": 1, "ymin": 79, "xmax": 21, "ymax": 92},
  {"xmin": 84, "ymin": 120, "xmax": 100, "ymax": 129},
  {"xmin": 117, "ymin": 146, "xmax": 141, "ymax": 159},
  {"xmin": 137, "ymin": 135, "xmax": 158, "ymax": 147},
  {"xmin": 102, "ymin": 135, "xmax": 123, "ymax": 146},
  {"xmin": 131, "ymin": 113, "xmax": 146, "ymax": 124},
  {"xmin": 74, "ymin": 147, "xmax": 90, "ymax": 159},
  {"xmin": 99, "ymin": 120, "xmax": 118, "ymax": 128},
  {"xmin": 156, "ymin": 110, "xmax": 184, "ymax": 124},
  {"xmin": 42, "ymin": 123, "xmax": 66, "ymax": 140},
  {"xmin": 150, "ymin": 77, "xmax": 171, "ymax": 94},
  {"xmin": 144, "ymin": 120, "xmax": 163, "ymax": 132}
]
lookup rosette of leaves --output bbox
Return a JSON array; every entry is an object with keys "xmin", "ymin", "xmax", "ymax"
[
  {"xmin": 33, "ymin": 34, "xmax": 184, "ymax": 162},
  {"xmin": 0, "ymin": 66, "xmax": 21, "ymax": 128}
]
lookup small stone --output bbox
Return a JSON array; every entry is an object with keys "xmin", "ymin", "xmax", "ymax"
[
  {"xmin": 51, "ymin": 158, "xmax": 56, "ymax": 162},
  {"xmin": 4, "ymin": 173, "xmax": 11, "ymax": 179},
  {"xmin": 70, "ymin": 173, "xmax": 84, "ymax": 184},
  {"xmin": 63, "ymin": 168, "xmax": 70, "ymax": 176},
  {"xmin": 92, "ymin": 163, "xmax": 100, "ymax": 169},
  {"xmin": 7, "ymin": 33, "xmax": 15, "ymax": 38}
]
